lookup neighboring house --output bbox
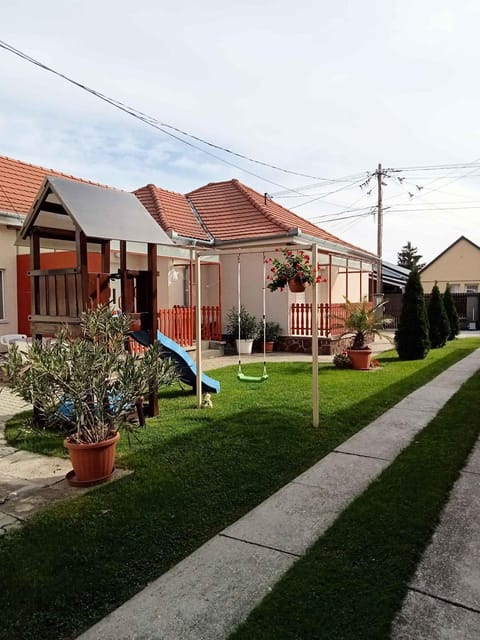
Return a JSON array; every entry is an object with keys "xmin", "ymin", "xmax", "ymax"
[
  {"xmin": 1, "ymin": 154, "xmax": 378, "ymax": 348},
  {"xmin": 420, "ymin": 236, "xmax": 480, "ymax": 327}
]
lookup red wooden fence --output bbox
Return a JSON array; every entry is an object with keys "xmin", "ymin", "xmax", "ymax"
[
  {"xmin": 290, "ymin": 302, "xmax": 370, "ymax": 336},
  {"xmin": 157, "ymin": 306, "xmax": 221, "ymax": 347}
]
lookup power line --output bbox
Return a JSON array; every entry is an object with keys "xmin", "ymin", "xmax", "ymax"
[{"xmin": 0, "ymin": 39, "xmax": 342, "ymax": 192}]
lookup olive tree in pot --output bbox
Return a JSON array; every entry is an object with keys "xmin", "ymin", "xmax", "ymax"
[
  {"xmin": 338, "ymin": 297, "xmax": 390, "ymax": 370},
  {"xmin": 225, "ymin": 306, "xmax": 260, "ymax": 355},
  {"xmin": 4, "ymin": 305, "xmax": 178, "ymax": 485}
]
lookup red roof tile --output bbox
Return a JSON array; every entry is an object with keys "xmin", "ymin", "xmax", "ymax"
[
  {"xmin": 0, "ymin": 155, "xmax": 107, "ymax": 215},
  {"xmin": 134, "ymin": 184, "xmax": 209, "ymax": 242},
  {"xmin": 187, "ymin": 179, "xmax": 373, "ymax": 255}
]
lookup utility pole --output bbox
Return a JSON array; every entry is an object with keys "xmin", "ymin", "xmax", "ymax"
[{"xmin": 376, "ymin": 163, "xmax": 383, "ymax": 295}]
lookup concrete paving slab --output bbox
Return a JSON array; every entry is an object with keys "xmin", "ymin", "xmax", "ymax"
[
  {"xmin": 1, "ymin": 469, "xmax": 132, "ymax": 519},
  {"xmin": 393, "ymin": 385, "xmax": 458, "ymax": 414},
  {"xmin": 77, "ymin": 535, "xmax": 295, "ymax": 640},
  {"xmin": 0, "ymin": 472, "xmax": 40, "ymax": 502},
  {"xmin": 409, "ymin": 468, "xmax": 480, "ymax": 611},
  {"xmin": 222, "ymin": 452, "xmax": 388, "ymax": 556},
  {"xmin": 0, "ymin": 511, "xmax": 21, "ymax": 535},
  {"xmin": 0, "ymin": 449, "xmax": 71, "ymax": 484},
  {"xmin": 335, "ymin": 407, "xmax": 433, "ymax": 460},
  {"xmin": 392, "ymin": 590, "xmax": 480, "ymax": 639}
]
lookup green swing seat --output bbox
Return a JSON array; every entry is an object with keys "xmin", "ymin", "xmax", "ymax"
[{"xmin": 237, "ymin": 371, "xmax": 269, "ymax": 383}]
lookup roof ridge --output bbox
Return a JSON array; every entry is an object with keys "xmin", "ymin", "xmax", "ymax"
[
  {"xmin": 186, "ymin": 178, "xmax": 236, "ymax": 197},
  {"xmin": 231, "ymin": 179, "xmax": 292, "ymax": 233}
]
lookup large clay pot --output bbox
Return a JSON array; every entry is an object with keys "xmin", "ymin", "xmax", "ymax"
[
  {"xmin": 288, "ymin": 277, "xmax": 306, "ymax": 293},
  {"xmin": 347, "ymin": 349, "xmax": 372, "ymax": 370},
  {"xmin": 64, "ymin": 432, "xmax": 120, "ymax": 486}
]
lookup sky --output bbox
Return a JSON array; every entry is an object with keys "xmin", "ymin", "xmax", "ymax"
[{"xmin": 1, "ymin": 0, "xmax": 480, "ymax": 264}]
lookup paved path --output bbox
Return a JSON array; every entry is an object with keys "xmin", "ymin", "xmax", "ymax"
[{"xmin": 77, "ymin": 348, "xmax": 480, "ymax": 640}]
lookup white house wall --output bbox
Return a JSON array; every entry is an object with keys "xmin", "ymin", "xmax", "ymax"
[{"xmin": 0, "ymin": 225, "xmax": 19, "ymax": 338}]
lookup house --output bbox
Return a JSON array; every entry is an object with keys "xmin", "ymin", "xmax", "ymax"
[
  {"xmin": 420, "ymin": 236, "xmax": 480, "ymax": 327},
  {"xmin": 1, "ymin": 154, "xmax": 378, "ymax": 350}
]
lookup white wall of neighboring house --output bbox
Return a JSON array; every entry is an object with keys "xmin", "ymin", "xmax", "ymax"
[
  {"xmin": 0, "ymin": 223, "xmax": 19, "ymax": 340},
  {"xmin": 420, "ymin": 238, "xmax": 480, "ymax": 293}
]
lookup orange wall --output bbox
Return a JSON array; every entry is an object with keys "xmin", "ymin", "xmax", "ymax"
[{"xmin": 17, "ymin": 251, "xmax": 102, "ymax": 336}]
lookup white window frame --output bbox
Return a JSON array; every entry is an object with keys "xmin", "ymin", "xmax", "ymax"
[
  {"xmin": 465, "ymin": 283, "xmax": 479, "ymax": 294},
  {"xmin": 449, "ymin": 283, "xmax": 461, "ymax": 294}
]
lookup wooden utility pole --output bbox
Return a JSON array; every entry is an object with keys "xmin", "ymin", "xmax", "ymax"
[{"xmin": 376, "ymin": 163, "xmax": 383, "ymax": 295}]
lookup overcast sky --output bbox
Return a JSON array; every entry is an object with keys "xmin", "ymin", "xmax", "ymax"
[{"xmin": 2, "ymin": 0, "xmax": 480, "ymax": 263}]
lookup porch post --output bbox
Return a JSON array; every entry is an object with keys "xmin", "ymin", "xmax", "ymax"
[
  {"xmin": 195, "ymin": 252, "xmax": 203, "ymax": 409},
  {"xmin": 312, "ymin": 243, "xmax": 319, "ymax": 428}
]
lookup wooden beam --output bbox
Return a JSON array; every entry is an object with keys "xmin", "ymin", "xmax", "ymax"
[
  {"xmin": 31, "ymin": 226, "xmax": 76, "ymax": 242},
  {"xmin": 101, "ymin": 240, "xmax": 110, "ymax": 274}
]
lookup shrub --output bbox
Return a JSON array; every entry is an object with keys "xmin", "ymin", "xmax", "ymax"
[
  {"xmin": 443, "ymin": 284, "xmax": 459, "ymax": 340},
  {"xmin": 395, "ymin": 268, "xmax": 430, "ymax": 360},
  {"xmin": 428, "ymin": 283, "xmax": 451, "ymax": 348},
  {"xmin": 225, "ymin": 306, "xmax": 260, "ymax": 340}
]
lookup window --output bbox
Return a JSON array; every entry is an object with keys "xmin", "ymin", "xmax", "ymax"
[
  {"xmin": 465, "ymin": 284, "xmax": 478, "ymax": 294},
  {"xmin": 449, "ymin": 283, "xmax": 461, "ymax": 293},
  {"xmin": 0, "ymin": 270, "xmax": 4, "ymax": 320}
]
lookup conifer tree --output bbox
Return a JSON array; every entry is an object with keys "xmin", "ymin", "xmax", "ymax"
[
  {"xmin": 397, "ymin": 241, "xmax": 426, "ymax": 271},
  {"xmin": 427, "ymin": 283, "xmax": 451, "ymax": 348},
  {"xmin": 442, "ymin": 283, "xmax": 459, "ymax": 340},
  {"xmin": 395, "ymin": 267, "xmax": 430, "ymax": 360}
]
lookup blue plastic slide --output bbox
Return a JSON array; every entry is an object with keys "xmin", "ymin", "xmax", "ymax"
[{"xmin": 130, "ymin": 330, "xmax": 220, "ymax": 394}]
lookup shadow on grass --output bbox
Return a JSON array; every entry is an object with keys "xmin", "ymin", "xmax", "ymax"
[{"xmin": 0, "ymin": 340, "xmax": 479, "ymax": 640}]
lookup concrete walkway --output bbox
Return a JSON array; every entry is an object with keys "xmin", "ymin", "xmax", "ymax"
[{"xmin": 76, "ymin": 348, "xmax": 480, "ymax": 640}]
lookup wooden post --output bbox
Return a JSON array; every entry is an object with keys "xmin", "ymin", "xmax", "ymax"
[
  {"xmin": 195, "ymin": 253, "xmax": 203, "ymax": 409},
  {"xmin": 311, "ymin": 243, "xmax": 319, "ymax": 428},
  {"xmin": 147, "ymin": 242, "xmax": 158, "ymax": 417},
  {"xmin": 376, "ymin": 163, "xmax": 383, "ymax": 295},
  {"xmin": 101, "ymin": 240, "xmax": 110, "ymax": 274},
  {"xmin": 76, "ymin": 229, "xmax": 89, "ymax": 311}
]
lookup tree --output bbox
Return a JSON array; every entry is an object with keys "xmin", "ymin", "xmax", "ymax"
[
  {"xmin": 442, "ymin": 283, "xmax": 459, "ymax": 340},
  {"xmin": 397, "ymin": 241, "xmax": 426, "ymax": 271},
  {"xmin": 427, "ymin": 283, "xmax": 451, "ymax": 348},
  {"xmin": 395, "ymin": 267, "xmax": 430, "ymax": 360}
]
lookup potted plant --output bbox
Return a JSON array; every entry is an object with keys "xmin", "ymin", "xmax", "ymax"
[
  {"xmin": 338, "ymin": 297, "xmax": 389, "ymax": 370},
  {"xmin": 266, "ymin": 249, "xmax": 326, "ymax": 293},
  {"xmin": 225, "ymin": 306, "xmax": 260, "ymax": 354},
  {"xmin": 260, "ymin": 321, "xmax": 282, "ymax": 353},
  {"xmin": 4, "ymin": 305, "xmax": 178, "ymax": 485}
]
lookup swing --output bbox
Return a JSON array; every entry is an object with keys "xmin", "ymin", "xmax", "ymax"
[{"xmin": 237, "ymin": 253, "xmax": 269, "ymax": 383}]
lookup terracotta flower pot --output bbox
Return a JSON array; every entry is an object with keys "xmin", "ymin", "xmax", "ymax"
[
  {"xmin": 64, "ymin": 432, "xmax": 120, "ymax": 486},
  {"xmin": 265, "ymin": 341, "xmax": 274, "ymax": 353},
  {"xmin": 347, "ymin": 349, "xmax": 372, "ymax": 370},
  {"xmin": 288, "ymin": 277, "xmax": 306, "ymax": 293}
]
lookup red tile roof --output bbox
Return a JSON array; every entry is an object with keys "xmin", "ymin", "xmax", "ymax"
[
  {"xmin": 1, "ymin": 155, "xmax": 373, "ymax": 257},
  {"xmin": 134, "ymin": 184, "xmax": 210, "ymax": 242},
  {"xmin": 187, "ymin": 179, "xmax": 373, "ymax": 255},
  {"xmin": 0, "ymin": 155, "xmax": 106, "ymax": 215}
]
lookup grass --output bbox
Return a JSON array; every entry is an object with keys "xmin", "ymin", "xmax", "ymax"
[
  {"xmin": 1, "ymin": 339, "xmax": 479, "ymax": 640},
  {"xmin": 229, "ymin": 371, "xmax": 480, "ymax": 640}
]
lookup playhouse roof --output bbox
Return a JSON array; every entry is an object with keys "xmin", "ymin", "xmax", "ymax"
[{"xmin": 19, "ymin": 177, "xmax": 174, "ymax": 245}]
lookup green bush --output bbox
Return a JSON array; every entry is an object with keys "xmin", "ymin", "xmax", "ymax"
[
  {"xmin": 225, "ymin": 306, "xmax": 260, "ymax": 340},
  {"xmin": 443, "ymin": 284, "xmax": 459, "ymax": 340},
  {"xmin": 395, "ymin": 268, "xmax": 430, "ymax": 360},
  {"xmin": 428, "ymin": 283, "xmax": 451, "ymax": 348}
]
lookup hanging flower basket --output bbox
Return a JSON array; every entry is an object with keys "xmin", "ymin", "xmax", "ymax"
[
  {"xmin": 288, "ymin": 276, "xmax": 306, "ymax": 293},
  {"xmin": 266, "ymin": 249, "xmax": 327, "ymax": 292}
]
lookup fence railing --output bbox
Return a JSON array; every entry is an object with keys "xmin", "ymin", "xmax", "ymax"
[
  {"xmin": 290, "ymin": 302, "xmax": 373, "ymax": 337},
  {"xmin": 157, "ymin": 306, "xmax": 221, "ymax": 347}
]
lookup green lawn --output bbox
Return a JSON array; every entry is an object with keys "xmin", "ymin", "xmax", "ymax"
[
  {"xmin": 1, "ymin": 339, "xmax": 479, "ymax": 640},
  {"xmin": 230, "ymin": 370, "xmax": 480, "ymax": 640}
]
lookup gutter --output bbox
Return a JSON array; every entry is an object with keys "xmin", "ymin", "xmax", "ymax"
[
  {"xmin": 0, "ymin": 210, "xmax": 25, "ymax": 227},
  {"xmin": 214, "ymin": 227, "xmax": 300, "ymax": 246},
  {"xmin": 296, "ymin": 230, "xmax": 378, "ymax": 263},
  {"xmin": 168, "ymin": 230, "xmax": 215, "ymax": 246}
]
